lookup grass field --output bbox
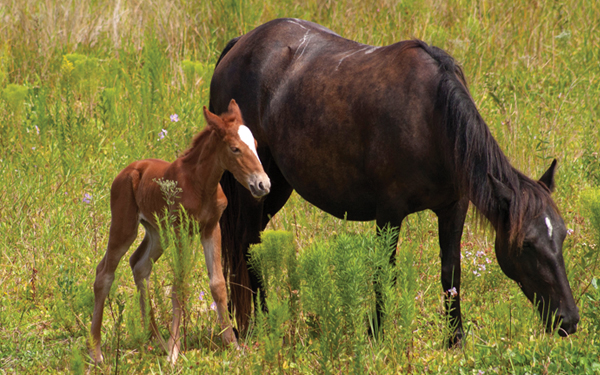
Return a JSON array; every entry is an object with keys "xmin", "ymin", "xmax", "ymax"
[{"xmin": 1, "ymin": 0, "xmax": 599, "ymax": 373}]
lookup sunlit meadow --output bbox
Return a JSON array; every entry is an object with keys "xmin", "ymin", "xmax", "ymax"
[{"xmin": 1, "ymin": 0, "xmax": 599, "ymax": 373}]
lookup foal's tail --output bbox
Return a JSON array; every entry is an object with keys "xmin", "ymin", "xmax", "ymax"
[{"xmin": 211, "ymin": 36, "xmax": 256, "ymax": 331}]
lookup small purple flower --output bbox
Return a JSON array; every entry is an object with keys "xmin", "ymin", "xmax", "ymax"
[
  {"xmin": 447, "ymin": 287, "xmax": 457, "ymax": 297},
  {"xmin": 476, "ymin": 251, "xmax": 485, "ymax": 258},
  {"xmin": 567, "ymin": 228, "xmax": 574, "ymax": 236},
  {"xmin": 210, "ymin": 301, "xmax": 217, "ymax": 311},
  {"xmin": 159, "ymin": 129, "xmax": 168, "ymax": 140},
  {"xmin": 82, "ymin": 193, "xmax": 92, "ymax": 204},
  {"xmin": 473, "ymin": 270, "xmax": 480, "ymax": 277},
  {"xmin": 485, "ymin": 257, "xmax": 492, "ymax": 264},
  {"xmin": 31, "ymin": 147, "xmax": 36, "ymax": 151},
  {"xmin": 199, "ymin": 291, "xmax": 205, "ymax": 301},
  {"xmin": 35, "ymin": 125, "xmax": 40, "ymax": 135},
  {"xmin": 170, "ymin": 114, "xmax": 179, "ymax": 122},
  {"xmin": 478, "ymin": 264, "xmax": 486, "ymax": 272}
]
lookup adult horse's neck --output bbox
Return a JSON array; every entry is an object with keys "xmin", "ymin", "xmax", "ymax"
[
  {"xmin": 436, "ymin": 62, "xmax": 547, "ymax": 245},
  {"xmin": 180, "ymin": 128, "xmax": 224, "ymax": 198}
]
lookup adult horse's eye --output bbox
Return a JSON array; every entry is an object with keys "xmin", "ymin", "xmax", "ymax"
[
  {"xmin": 230, "ymin": 146, "xmax": 240, "ymax": 153},
  {"xmin": 521, "ymin": 242, "xmax": 536, "ymax": 255}
]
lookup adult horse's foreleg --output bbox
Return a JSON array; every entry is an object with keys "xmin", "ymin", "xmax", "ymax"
[
  {"xmin": 202, "ymin": 223, "xmax": 238, "ymax": 349},
  {"xmin": 90, "ymin": 190, "xmax": 139, "ymax": 363},
  {"xmin": 434, "ymin": 197, "xmax": 469, "ymax": 347}
]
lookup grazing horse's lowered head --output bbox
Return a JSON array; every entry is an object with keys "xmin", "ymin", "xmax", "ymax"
[{"xmin": 489, "ymin": 160, "xmax": 579, "ymax": 336}]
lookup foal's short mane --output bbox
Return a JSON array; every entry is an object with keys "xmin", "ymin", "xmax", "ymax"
[
  {"xmin": 181, "ymin": 110, "xmax": 240, "ymax": 160},
  {"xmin": 181, "ymin": 128, "xmax": 213, "ymax": 160},
  {"xmin": 406, "ymin": 40, "xmax": 556, "ymax": 247}
]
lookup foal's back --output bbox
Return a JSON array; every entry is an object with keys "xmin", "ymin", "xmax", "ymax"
[{"xmin": 111, "ymin": 158, "xmax": 172, "ymax": 226}]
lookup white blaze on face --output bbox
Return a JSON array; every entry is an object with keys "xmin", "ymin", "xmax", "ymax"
[
  {"xmin": 545, "ymin": 216, "xmax": 553, "ymax": 239},
  {"xmin": 237, "ymin": 125, "xmax": 261, "ymax": 162}
]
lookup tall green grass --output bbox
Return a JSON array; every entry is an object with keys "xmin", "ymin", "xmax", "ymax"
[{"xmin": 1, "ymin": 0, "xmax": 599, "ymax": 373}]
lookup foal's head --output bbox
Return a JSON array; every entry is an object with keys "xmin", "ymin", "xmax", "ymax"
[{"xmin": 203, "ymin": 99, "xmax": 271, "ymax": 198}]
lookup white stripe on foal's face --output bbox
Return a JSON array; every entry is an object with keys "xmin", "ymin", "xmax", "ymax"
[
  {"xmin": 545, "ymin": 216, "xmax": 553, "ymax": 239},
  {"xmin": 237, "ymin": 125, "xmax": 260, "ymax": 162}
]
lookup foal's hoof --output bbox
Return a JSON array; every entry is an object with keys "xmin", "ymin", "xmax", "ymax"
[
  {"xmin": 90, "ymin": 351, "xmax": 104, "ymax": 364},
  {"xmin": 167, "ymin": 350, "xmax": 179, "ymax": 365},
  {"xmin": 88, "ymin": 345, "xmax": 104, "ymax": 364}
]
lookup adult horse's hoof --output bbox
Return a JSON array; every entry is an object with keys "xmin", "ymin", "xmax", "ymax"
[{"xmin": 447, "ymin": 328, "xmax": 464, "ymax": 349}]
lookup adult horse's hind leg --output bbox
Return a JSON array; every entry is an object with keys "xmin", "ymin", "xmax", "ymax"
[
  {"xmin": 90, "ymin": 176, "xmax": 139, "ymax": 363},
  {"xmin": 434, "ymin": 197, "xmax": 469, "ymax": 347},
  {"xmin": 373, "ymin": 220, "xmax": 402, "ymax": 336},
  {"xmin": 129, "ymin": 223, "xmax": 165, "ymax": 352}
]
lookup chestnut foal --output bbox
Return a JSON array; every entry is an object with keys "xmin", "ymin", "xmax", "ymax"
[{"xmin": 90, "ymin": 100, "xmax": 270, "ymax": 364}]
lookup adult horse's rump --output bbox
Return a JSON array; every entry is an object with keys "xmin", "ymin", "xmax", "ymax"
[{"xmin": 209, "ymin": 18, "xmax": 579, "ymax": 342}]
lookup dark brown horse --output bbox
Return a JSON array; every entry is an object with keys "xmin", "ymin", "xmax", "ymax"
[{"xmin": 209, "ymin": 18, "xmax": 579, "ymax": 343}]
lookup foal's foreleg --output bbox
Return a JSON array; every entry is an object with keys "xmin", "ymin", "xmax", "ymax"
[
  {"xmin": 202, "ymin": 223, "xmax": 238, "ymax": 347},
  {"xmin": 167, "ymin": 283, "xmax": 183, "ymax": 364},
  {"xmin": 435, "ymin": 198, "xmax": 469, "ymax": 347}
]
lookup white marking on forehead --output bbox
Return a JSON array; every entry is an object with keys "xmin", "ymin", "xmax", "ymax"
[
  {"xmin": 237, "ymin": 125, "xmax": 260, "ymax": 162},
  {"xmin": 545, "ymin": 216, "xmax": 553, "ymax": 239}
]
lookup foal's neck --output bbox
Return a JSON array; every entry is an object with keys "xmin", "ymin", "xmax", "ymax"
[{"xmin": 180, "ymin": 129, "xmax": 224, "ymax": 198}]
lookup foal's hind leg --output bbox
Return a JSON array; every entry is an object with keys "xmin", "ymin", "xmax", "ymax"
[
  {"xmin": 435, "ymin": 197, "xmax": 469, "ymax": 347},
  {"xmin": 130, "ymin": 222, "xmax": 183, "ymax": 363},
  {"xmin": 128, "ymin": 223, "xmax": 165, "ymax": 350},
  {"xmin": 90, "ymin": 204, "xmax": 139, "ymax": 363}
]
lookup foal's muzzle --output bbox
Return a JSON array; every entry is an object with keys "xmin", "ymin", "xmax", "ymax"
[{"xmin": 248, "ymin": 173, "xmax": 271, "ymax": 198}]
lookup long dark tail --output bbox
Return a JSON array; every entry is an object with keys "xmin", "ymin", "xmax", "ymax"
[{"xmin": 210, "ymin": 36, "xmax": 256, "ymax": 331}]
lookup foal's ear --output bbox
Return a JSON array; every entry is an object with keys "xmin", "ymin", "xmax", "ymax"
[
  {"xmin": 203, "ymin": 106, "xmax": 226, "ymax": 137},
  {"xmin": 538, "ymin": 159, "xmax": 557, "ymax": 192},
  {"xmin": 488, "ymin": 174, "xmax": 514, "ymax": 210}
]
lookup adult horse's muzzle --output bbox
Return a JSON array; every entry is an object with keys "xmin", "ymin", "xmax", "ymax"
[
  {"xmin": 248, "ymin": 173, "xmax": 271, "ymax": 198},
  {"xmin": 554, "ymin": 306, "xmax": 580, "ymax": 336}
]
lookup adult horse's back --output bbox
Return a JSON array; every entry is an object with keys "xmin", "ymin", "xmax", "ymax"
[{"xmin": 209, "ymin": 18, "xmax": 579, "ymax": 342}]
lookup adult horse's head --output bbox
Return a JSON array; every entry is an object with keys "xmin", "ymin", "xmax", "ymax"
[
  {"xmin": 203, "ymin": 99, "xmax": 271, "ymax": 198},
  {"xmin": 489, "ymin": 160, "xmax": 579, "ymax": 336}
]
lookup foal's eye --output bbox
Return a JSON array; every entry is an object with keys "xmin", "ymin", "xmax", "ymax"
[{"xmin": 230, "ymin": 146, "xmax": 240, "ymax": 153}]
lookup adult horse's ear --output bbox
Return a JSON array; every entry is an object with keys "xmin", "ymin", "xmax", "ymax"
[
  {"xmin": 488, "ymin": 174, "xmax": 513, "ymax": 211},
  {"xmin": 538, "ymin": 159, "xmax": 557, "ymax": 192},
  {"xmin": 227, "ymin": 99, "xmax": 242, "ymax": 119}
]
